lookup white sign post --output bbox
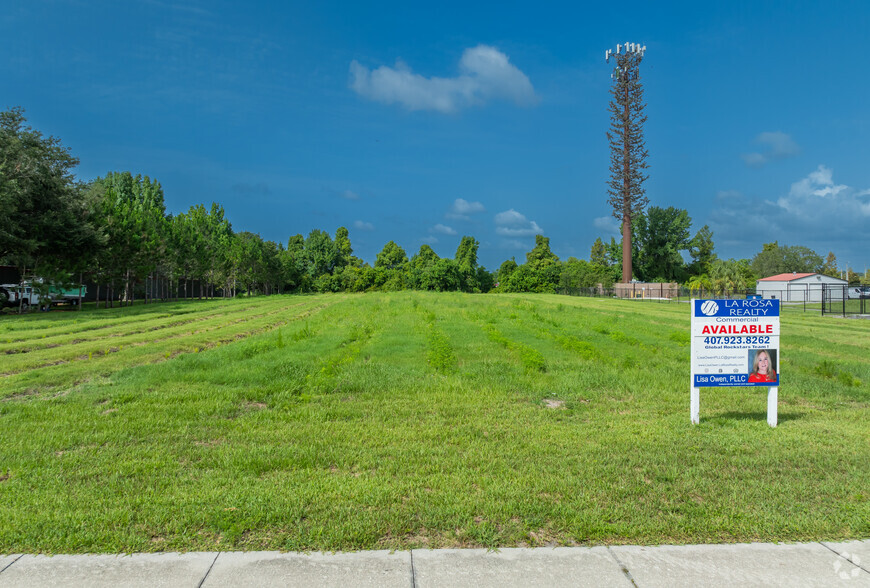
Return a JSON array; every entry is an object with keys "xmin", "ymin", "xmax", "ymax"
[{"xmin": 690, "ymin": 299, "xmax": 780, "ymax": 427}]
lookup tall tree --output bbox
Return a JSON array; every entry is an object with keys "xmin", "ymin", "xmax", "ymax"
[
  {"xmin": 430, "ymin": 258, "xmax": 461, "ymax": 291},
  {"xmin": 606, "ymin": 45, "xmax": 649, "ymax": 283},
  {"xmin": 374, "ymin": 240, "xmax": 407, "ymax": 269},
  {"xmin": 168, "ymin": 211, "xmax": 199, "ymax": 300},
  {"xmin": 334, "ymin": 226, "xmax": 355, "ymax": 269},
  {"xmin": 496, "ymin": 258, "xmax": 518, "ymax": 286},
  {"xmin": 184, "ymin": 203, "xmax": 232, "ymax": 299},
  {"xmin": 590, "ymin": 237, "xmax": 608, "ymax": 266},
  {"xmin": 89, "ymin": 172, "xmax": 168, "ymax": 304},
  {"xmin": 606, "ymin": 237, "xmax": 621, "ymax": 268},
  {"xmin": 525, "ymin": 235, "xmax": 559, "ymax": 269},
  {"xmin": 454, "ymin": 235, "xmax": 480, "ymax": 292},
  {"xmin": 226, "ymin": 231, "xmax": 283, "ymax": 296},
  {"xmin": 231, "ymin": 231, "xmax": 264, "ymax": 294},
  {"xmin": 751, "ymin": 242, "xmax": 823, "ymax": 277},
  {"xmin": 502, "ymin": 235, "xmax": 561, "ymax": 293},
  {"xmin": 0, "ymin": 108, "xmax": 98, "ymax": 281},
  {"xmin": 820, "ymin": 251, "xmax": 838, "ymax": 277},
  {"xmin": 561, "ymin": 257, "xmax": 605, "ymax": 291},
  {"xmin": 412, "ymin": 244, "xmax": 439, "ymax": 267},
  {"xmin": 407, "ymin": 244, "xmax": 439, "ymax": 290},
  {"xmin": 688, "ymin": 225, "xmax": 717, "ymax": 276},
  {"xmin": 633, "ymin": 206, "xmax": 692, "ymax": 282},
  {"xmin": 281, "ymin": 234, "xmax": 306, "ymax": 290},
  {"xmin": 303, "ymin": 229, "xmax": 337, "ymax": 279}
]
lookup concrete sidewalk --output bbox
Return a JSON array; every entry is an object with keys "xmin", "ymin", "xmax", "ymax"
[{"xmin": 0, "ymin": 540, "xmax": 867, "ymax": 587}]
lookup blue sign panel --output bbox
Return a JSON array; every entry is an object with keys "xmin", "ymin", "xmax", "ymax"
[{"xmin": 693, "ymin": 299, "xmax": 779, "ymax": 318}]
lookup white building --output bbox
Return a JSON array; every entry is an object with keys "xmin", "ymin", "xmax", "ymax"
[{"xmin": 756, "ymin": 272, "xmax": 848, "ymax": 302}]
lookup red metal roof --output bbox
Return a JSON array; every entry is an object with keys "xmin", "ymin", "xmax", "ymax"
[{"xmin": 758, "ymin": 273, "xmax": 815, "ymax": 282}]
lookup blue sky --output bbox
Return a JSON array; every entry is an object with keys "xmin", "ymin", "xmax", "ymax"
[{"xmin": 3, "ymin": 0, "xmax": 869, "ymax": 273}]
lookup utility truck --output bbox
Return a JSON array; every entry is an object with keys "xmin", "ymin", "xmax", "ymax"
[{"xmin": 0, "ymin": 281, "xmax": 86, "ymax": 311}]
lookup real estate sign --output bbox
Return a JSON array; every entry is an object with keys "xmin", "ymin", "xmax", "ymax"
[{"xmin": 690, "ymin": 299, "xmax": 780, "ymax": 388}]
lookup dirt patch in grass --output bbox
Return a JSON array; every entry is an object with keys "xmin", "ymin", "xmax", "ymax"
[
  {"xmin": 194, "ymin": 439, "xmax": 224, "ymax": 447},
  {"xmin": 1, "ymin": 389, "xmax": 40, "ymax": 401}
]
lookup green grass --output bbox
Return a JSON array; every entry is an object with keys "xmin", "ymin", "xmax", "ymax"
[{"xmin": 0, "ymin": 292, "xmax": 868, "ymax": 553}]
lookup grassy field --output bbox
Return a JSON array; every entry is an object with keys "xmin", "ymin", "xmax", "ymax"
[{"xmin": 0, "ymin": 292, "xmax": 868, "ymax": 553}]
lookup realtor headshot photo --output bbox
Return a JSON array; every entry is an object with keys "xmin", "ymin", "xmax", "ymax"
[{"xmin": 748, "ymin": 349, "xmax": 778, "ymax": 383}]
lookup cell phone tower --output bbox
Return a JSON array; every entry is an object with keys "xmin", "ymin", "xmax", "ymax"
[{"xmin": 605, "ymin": 42, "xmax": 649, "ymax": 284}]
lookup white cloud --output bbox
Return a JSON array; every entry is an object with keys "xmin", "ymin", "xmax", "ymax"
[
  {"xmin": 594, "ymin": 216, "xmax": 621, "ymax": 236},
  {"xmin": 502, "ymin": 239, "xmax": 528, "ymax": 250},
  {"xmin": 498, "ymin": 226, "xmax": 542, "ymax": 237},
  {"xmin": 856, "ymin": 188, "xmax": 870, "ymax": 215},
  {"xmin": 349, "ymin": 45, "xmax": 538, "ymax": 113},
  {"xmin": 494, "ymin": 208, "xmax": 543, "ymax": 236},
  {"xmin": 741, "ymin": 131, "xmax": 800, "ymax": 167},
  {"xmin": 341, "ymin": 190, "xmax": 360, "ymax": 200},
  {"xmin": 759, "ymin": 131, "xmax": 800, "ymax": 157},
  {"xmin": 740, "ymin": 152, "xmax": 768, "ymax": 167},
  {"xmin": 432, "ymin": 223, "xmax": 457, "ymax": 235},
  {"xmin": 709, "ymin": 165, "xmax": 870, "ymax": 258},
  {"xmin": 494, "ymin": 209, "xmax": 525, "ymax": 225},
  {"xmin": 353, "ymin": 220, "xmax": 374, "ymax": 231},
  {"xmin": 780, "ymin": 164, "xmax": 849, "ymax": 211},
  {"xmin": 807, "ymin": 165, "xmax": 833, "ymax": 187},
  {"xmin": 446, "ymin": 198, "xmax": 486, "ymax": 220},
  {"xmin": 421, "ymin": 235, "xmax": 439, "ymax": 244}
]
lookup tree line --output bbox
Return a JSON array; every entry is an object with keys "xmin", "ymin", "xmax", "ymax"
[
  {"xmin": 592, "ymin": 205, "xmax": 865, "ymax": 291},
  {"xmin": 0, "ymin": 107, "xmax": 618, "ymax": 302},
  {"xmin": 2, "ymin": 108, "xmax": 864, "ymax": 309}
]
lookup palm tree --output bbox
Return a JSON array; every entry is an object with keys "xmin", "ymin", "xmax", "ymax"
[
  {"xmin": 686, "ymin": 274, "xmax": 711, "ymax": 296},
  {"xmin": 709, "ymin": 260, "xmax": 749, "ymax": 296}
]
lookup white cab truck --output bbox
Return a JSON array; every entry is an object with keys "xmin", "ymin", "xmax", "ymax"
[{"xmin": 0, "ymin": 281, "xmax": 86, "ymax": 311}]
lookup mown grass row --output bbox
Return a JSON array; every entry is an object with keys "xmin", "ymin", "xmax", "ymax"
[
  {"xmin": 0, "ymin": 299, "xmax": 249, "ymax": 340},
  {"xmin": 0, "ymin": 298, "xmax": 282, "ymax": 353},
  {"xmin": 416, "ymin": 303, "xmax": 457, "ymax": 373},
  {"xmin": 0, "ymin": 292, "xmax": 867, "ymax": 553},
  {"xmin": 0, "ymin": 296, "xmax": 339, "ymax": 398},
  {"xmin": 1, "ymin": 303, "xmax": 290, "ymax": 373}
]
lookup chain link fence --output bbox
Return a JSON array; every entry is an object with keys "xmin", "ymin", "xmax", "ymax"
[
  {"xmin": 821, "ymin": 284, "xmax": 870, "ymax": 316},
  {"xmin": 559, "ymin": 282, "xmax": 870, "ymax": 317}
]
